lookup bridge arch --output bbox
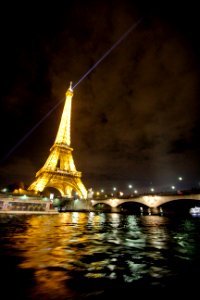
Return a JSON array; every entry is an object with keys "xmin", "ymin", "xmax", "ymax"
[
  {"xmin": 158, "ymin": 198, "xmax": 200, "ymax": 214},
  {"xmin": 118, "ymin": 202, "xmax": 149, "ymax": 213},
  {"xmin": 93, "ymin": 202, "xmax": 112, "ymax": 212},
  {"xmin": 42, "ymin": 186, "xmax": 62, "ymax": 197},
  {"xmin": 91, "ymin": 194, "xmax": 200, "ymax": 211}
]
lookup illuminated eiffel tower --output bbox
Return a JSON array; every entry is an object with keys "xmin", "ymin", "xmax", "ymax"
[{"xmin": 28, "ymin": 82, "xmax": 87, "ymax": 199}]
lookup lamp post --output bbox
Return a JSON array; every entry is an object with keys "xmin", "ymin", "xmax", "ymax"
[
  {"xmin": 128, "ymin": 184, "xmax": 133, "ymax": 197},
  {"xmin": 177, "ymin": 176, "xmax": 183, "ymax": 193},
  {"xmin": 112, "ymin": 187, "xmax": 117, "ymax": 197},
  {"xmin": 171, "ymin": 185, "xmax": 176, "ymax": 193}
]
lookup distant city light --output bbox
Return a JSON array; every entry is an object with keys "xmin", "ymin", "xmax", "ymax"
[
  {"xmin": 134, "ymin": 190, "xmax": 138, "ymax": 194},
  {"xmin": 128, "ymin": 184, "xmax": 133, "ymax": 189},
  {"xmin": 150, "ymin": 188, "xmax": 155, "ymax": 192},
  {"xmin": 171, "ymin": 186, "xmax": 175, "ymax": 190},
  {"xmin": 178, "ymin": 177, "xmax": 183, "ymax": 181}
]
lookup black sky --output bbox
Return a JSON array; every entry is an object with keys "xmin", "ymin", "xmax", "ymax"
[{"xmin": 0, "ymin": 0, "xmax": 200, "ymax": 193}]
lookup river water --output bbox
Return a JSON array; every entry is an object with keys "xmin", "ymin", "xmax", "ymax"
[{"xmin": 0, "ymin": 212, "xmax": 200, "ymax": 299}]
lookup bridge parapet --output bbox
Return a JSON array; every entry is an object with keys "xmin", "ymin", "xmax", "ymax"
[{"xmin": 91, "ymin": 194, "xmax": 200, "ymax": 208}]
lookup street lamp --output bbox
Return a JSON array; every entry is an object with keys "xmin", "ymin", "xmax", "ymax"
[{"xmin": 177, "ymin": 177, "xmax": 183, "ymax": 193}]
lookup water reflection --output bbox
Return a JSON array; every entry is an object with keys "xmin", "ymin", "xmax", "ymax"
[{"xmin": 1, "ymin": 212, "xmax": 200, "ymax": 299}]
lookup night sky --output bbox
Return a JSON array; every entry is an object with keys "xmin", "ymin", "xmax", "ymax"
[{"xmin": 0, "ymin": 0, "xmax": 200, "ymax": 193}]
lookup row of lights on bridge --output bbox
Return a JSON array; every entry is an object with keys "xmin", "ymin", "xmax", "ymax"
[
  {"xmin": 0, "ymin": 177, "xmax": 184, "ymax": 199},
  {"xmin": 90, "ymin": 177, "xmax": 184, "ymax": 197}
]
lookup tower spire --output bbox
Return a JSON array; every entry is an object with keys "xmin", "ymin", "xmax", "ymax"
[
  {"xmin": 69, "ymin": 81, "xmax": 73, "ymax": 91},
  {"xmin": 54, "ymin": 82, "xmax": 73, "ymax": 146}
]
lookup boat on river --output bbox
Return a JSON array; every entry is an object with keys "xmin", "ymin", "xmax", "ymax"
[
  {"xmin": 0, "ymin": 195, "xmax": 58, "ymax": 214},
  {"xmin": 189, "ymin": 206, "xmax": 200, "ymax": 215}
]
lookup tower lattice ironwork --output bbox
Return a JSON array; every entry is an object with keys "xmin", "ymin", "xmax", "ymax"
[{"xmin": 28, "ymin": 82, "xmax": 87, "ymax": 199}]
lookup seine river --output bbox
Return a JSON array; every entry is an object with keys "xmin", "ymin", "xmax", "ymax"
[{"xmin": 1, "ymin": 211, "xmax": 200, "ymax": 299}]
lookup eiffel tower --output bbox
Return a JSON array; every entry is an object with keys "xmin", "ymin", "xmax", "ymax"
[{"xmin": 28, "ymin": 82, "xmax": 87, "ymax": 199}]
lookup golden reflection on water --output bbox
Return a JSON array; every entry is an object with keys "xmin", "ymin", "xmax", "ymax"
[
  {"xmin": 18, "ymin": 213, "xmax": 93, "ymax": 267},
  {"xmin": 14, "ymin": 213, "xmax": 164, "ymax": 262},
  {"xmin": 12, "ymin": 212, "xmax": 130, "ymax": 299},
  {"xmin": 7, "ymin": 212, "xmax": 197, "ymax": 299},
  {"xmin": 10, "ymin": 213, "xmax": 123, "ymax": 298},
  {"xmin": 32, "ymin": 269, "xmax": 74, "ymax": 300},
  {"xmin": 14, "ymin": 213, "xmax": 95, "ymax": 299}
]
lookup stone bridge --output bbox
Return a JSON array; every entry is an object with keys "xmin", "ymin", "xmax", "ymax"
[
  {"xmin": 90, "ymin": 194, "xmax": 200, "ymax": 210},
  {"xmin": 58, "ymin": 194, "xmax": 200, "ymax": 214}
]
